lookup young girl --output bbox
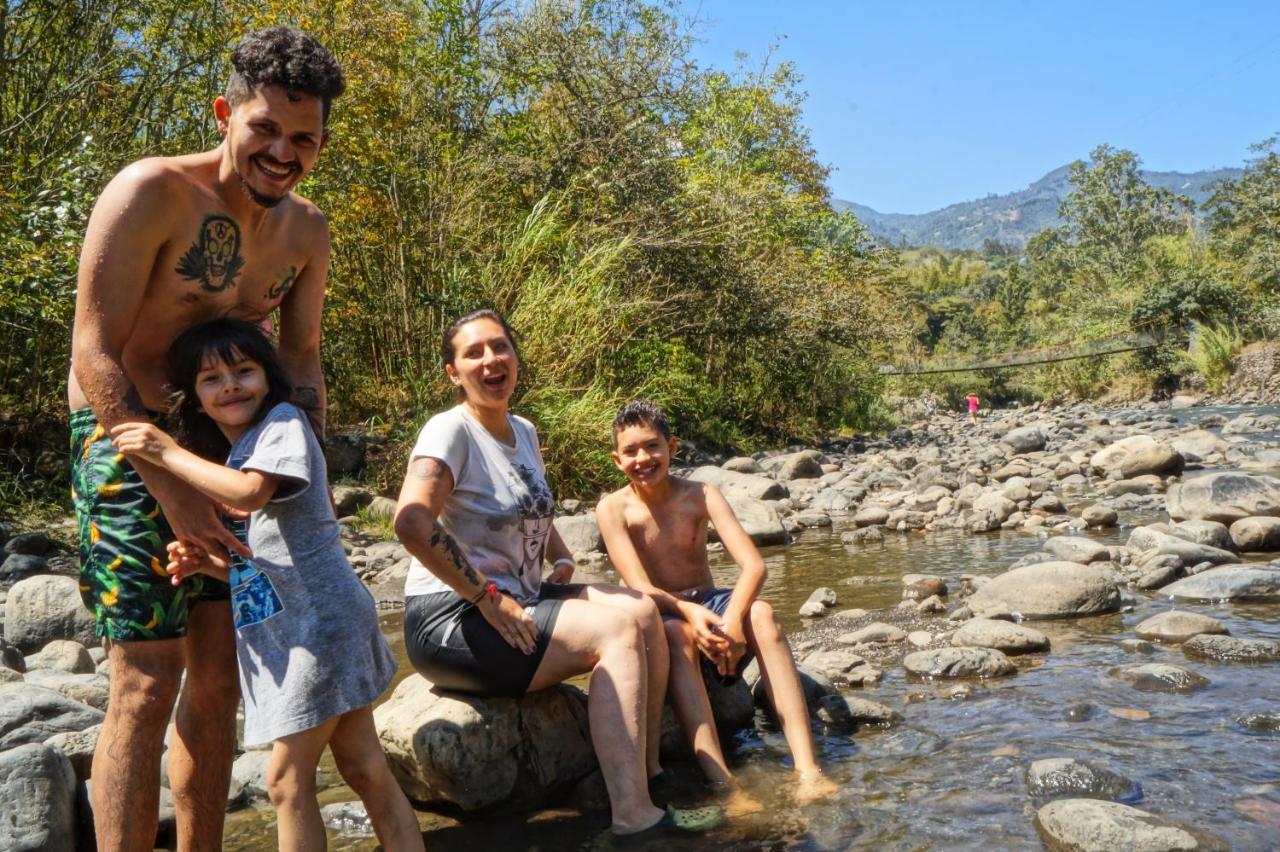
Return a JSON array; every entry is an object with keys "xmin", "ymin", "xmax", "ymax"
[{"xmin": 111, "ymin": 318, "xmax": 423, "ymax": 852}]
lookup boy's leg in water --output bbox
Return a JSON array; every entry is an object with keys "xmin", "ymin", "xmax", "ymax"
[{"xmin": 744, "ymin": 600, "xmax": 836, "ymax": 804}]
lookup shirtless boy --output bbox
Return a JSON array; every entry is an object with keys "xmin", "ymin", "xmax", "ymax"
[
  {"xmin": 596, "ymin": 400, "xmax": 837, "ymax": 807},
  {"xmin": 69, "ymin": 28, "xmax": 342, "ymax": 850}
]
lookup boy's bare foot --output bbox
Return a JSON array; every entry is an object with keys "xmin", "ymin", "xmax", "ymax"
[
  {"xmin": 792, "ymin": 770, "xmax": 838, "ymax": 805},
  {"xmin": 719, "ymin": 785, "xmax": 765, "ymax": 817}
]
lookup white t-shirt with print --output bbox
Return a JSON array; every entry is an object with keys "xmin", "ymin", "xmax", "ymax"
[{"xmin": 403, "ymin": 405, "xmax": 555, "ymax": 603}]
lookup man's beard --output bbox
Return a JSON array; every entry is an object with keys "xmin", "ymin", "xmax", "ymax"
[{"xmin": 232, "ymin": 158, "xmax": 293, "ymax": 209}]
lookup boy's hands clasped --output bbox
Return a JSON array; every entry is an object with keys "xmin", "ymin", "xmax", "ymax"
[{"xmin": 680, "ymin": 602, "xmax": 746, "ymax": 676}]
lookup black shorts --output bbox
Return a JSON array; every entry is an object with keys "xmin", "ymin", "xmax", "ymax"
[
  {"xmin": 663, "ymin": 587, "xmax": 756, "ymax": 685},
  {"xmin": 404, "ymin": 583, "xmax": 584, "ymax": 697}
]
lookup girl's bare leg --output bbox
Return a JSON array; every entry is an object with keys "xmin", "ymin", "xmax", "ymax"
[
  {"xmin": 266, "ymin": 717, "xmax": 341, "ymax": 852},
  {"xmin": 329, "ymin": 706, "xmax": 425, "ymax": 851}
]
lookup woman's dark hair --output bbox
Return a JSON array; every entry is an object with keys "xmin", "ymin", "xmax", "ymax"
[
  {"xmin": 165, "ymin": 318, "xmax": 293, "ymax": 459},
  {"xmin": 439, "ymin": 308, "xmax": 519, "ymax": 369}
]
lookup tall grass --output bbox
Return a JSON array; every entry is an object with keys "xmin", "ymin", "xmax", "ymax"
[{"xmin": 1183, "ymin": 323, "xmax": 1243, "ymax": 392}]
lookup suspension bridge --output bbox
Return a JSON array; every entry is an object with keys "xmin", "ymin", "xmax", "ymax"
[{"xmin": 879, "ymin": 327, "xmax": 1178, "ymax": 376}]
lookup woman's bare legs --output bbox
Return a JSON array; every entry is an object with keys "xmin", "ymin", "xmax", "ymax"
[
  {"xmin": 577, "ymin": 584, "xmax": 669, "ymax": 778},
  {"xmin": 528, "ymin": 598, "xmax": 664, "ymax": 834}
]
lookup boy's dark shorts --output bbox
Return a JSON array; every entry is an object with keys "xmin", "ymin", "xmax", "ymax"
[
  {"xmin": 404, "ymin": 582, "xmax": 586, "ymax": 697},
  {"xmin": 664, "ymin": 587, "xmax": 756, "ymax": 685},
  {"xmin": 70, "ymin": 408, "xmax": 229, "ymax": 643}
]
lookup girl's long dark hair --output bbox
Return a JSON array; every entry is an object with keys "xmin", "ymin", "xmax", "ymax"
[{"xmin": 166, "ymin": 318, "xmax": 293, "ymax": 459}]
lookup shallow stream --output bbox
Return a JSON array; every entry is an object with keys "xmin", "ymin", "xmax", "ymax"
[{"xmin": 224, "ymin": 405, "xmax": 1280, "ymax": 850}]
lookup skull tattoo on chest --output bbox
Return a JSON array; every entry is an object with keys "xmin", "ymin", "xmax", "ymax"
[{"xmin": 175, "ymin": 214, "xmax": 246, "ymax": 293}]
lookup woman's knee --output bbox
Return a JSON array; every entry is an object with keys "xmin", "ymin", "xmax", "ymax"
[{"xmin": 662, "ymin": 618, "xmax": 695, "ymax": 652}]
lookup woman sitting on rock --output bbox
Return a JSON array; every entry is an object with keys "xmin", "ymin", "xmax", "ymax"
[{"xmin": 393, "ymin": 309, "xmax": 721, "ymax": 841}]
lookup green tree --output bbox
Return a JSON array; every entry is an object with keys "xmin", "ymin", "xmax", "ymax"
[{"xmin": 1206, "ymin": 135, "xmax": 1280, "ymax": 296}]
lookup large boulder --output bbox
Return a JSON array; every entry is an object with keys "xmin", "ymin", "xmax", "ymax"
[
  {"xmin": 1228, "ymin": 516, "xmax": 1280, "ymax": 552},
  {"xmin": 1167, "ymin": 519, "xmax": 1234, "ymax": 552},
  {"xmin": 902, "ymin": 647, "xmax": 1015, "ymax": 679},
  {"xmin": 24, "ymin": 640, "xmax": 94, "ymax": 675},
  {"xmin": 763, "ymin": 452, "xmax": 824, "ymax": 481},
  {"xmin": 950, "ymin": 619, "xmax": 1050, "ymax": 655},
  {"xmin": 1002, "ymin": 426, "xmax": 1047, "ymax": 454},
  {"xmin": 1034, "ymin": 799, "xmax": 1224, "ymax": 851},
  {"xmin": 552, "ymin": 514, "xmax": 603, "ymax": 556},
  {"xmin": 1165, "ymin": 472, "xmax": 1280, "ymax": 524},
  {"xmin": 1134, "ymin": 611, "xmax": 1229, "ymax": 644},
  {"xmin": 685, "ymin": 466, "xmax": 788, "ymax": 501},
  {"xmin": 0, "ymin": 684, "xmax": 104, "ymax": 751},
  {"xmin": 1182, "ymin": 634, "xmax": 1280, "ymax": 663},
  {"xmin": 1025, "ymin": 758, "xmax": 1140, "ymax": 802},
  {"xmin": 1043, "ymin": 536, "xmax": 1110, "ymax": 564},
  {"xmin": 1090, "ymin": 436, "xmax": 1183, "ymax": 478},
  {"xmin": 1126, "ymin": 527, "xmax": 1236, "ymax": 568},
  {"xmin": 0, "ymin": 743, "xmax": 76, "ymax": 852},
  {"xmin": 712, "ymin": 493, "xmax": 787, "ymax": 547},
  {"xmin": 1170, "ymin": 429, "xmax": 1228, "ymax": 463},
  {"xmin": 1161, "ymin": 564, "xmax": 1280, "ymax": 602},
  {"xmin": 1111, "ymin": 663, "xmax": 1210, "ymax": 693},
  {"xmin": 966, "ymin": 562, "xmax": 1122, "ymax": 620},
  {"xmin": 374, "ymin": 675, "xmax": 596, "ymax": 811},
  {"xmin": 4, "ymin": 575, "xmax": 97, "ymax": 653}
]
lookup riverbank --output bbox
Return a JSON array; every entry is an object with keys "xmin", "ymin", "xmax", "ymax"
[{"xmin": 4, "ymin": 398, "xmax": 1280, "ymax": 848}]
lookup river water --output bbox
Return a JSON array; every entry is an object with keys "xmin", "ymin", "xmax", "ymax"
[{"xmin": 224, "ymin": 405, "xmax": 1280, "ymax": 850}]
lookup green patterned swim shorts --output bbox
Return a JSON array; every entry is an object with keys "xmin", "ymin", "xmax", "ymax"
[{"xmin": 70, "ymin": 408, "xmax": 229, "ymax": 642}]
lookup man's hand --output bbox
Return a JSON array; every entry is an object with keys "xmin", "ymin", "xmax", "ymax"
[
  {"xmin": 110, "ymin": 422, "xmax": 179, "ymax": 466},
  {"xmin": 546, "ymin": 559, "xmax": 575, "ymax": 585},
  {"xmin": 146, "ymin": 474, "xmax": 252, "ymax": 560},
  {"xmin": 165, "ymin": 540, "xmax": 231, "ymax": 585}
]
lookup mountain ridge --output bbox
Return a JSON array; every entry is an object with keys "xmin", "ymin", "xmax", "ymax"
[{"xmin": 835, "ymin": 163, "xmax": 1243, "ymax": 251}]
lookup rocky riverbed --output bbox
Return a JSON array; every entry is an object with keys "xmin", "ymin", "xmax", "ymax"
[{"xmin": 4, "ymin": 399, "xmax": 1280, "ymax": 849}]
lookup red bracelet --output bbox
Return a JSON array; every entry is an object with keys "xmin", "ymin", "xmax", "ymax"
[{"xmin": 470, "ymin": 581, "xmax": 498, "ymax": 605}]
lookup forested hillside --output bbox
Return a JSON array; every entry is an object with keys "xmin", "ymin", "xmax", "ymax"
[{"xmin": 838, "ymin": 164, "xmax": 1243, "ymax": 251}]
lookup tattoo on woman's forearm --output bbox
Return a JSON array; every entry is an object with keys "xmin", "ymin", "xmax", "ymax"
[{"xmin": 430, "ymin": 521, "xmax": 481, "ymax": 586}]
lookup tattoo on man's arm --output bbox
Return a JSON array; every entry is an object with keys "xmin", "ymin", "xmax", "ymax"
[{"xmin": 430, "ymin": 521, "xmax": 482, "ymax": 587}]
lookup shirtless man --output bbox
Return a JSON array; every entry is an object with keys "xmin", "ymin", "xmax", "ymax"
[
  {"xmin": 69, "ymin": 28, "xmax": 343, "ymax": 850},
  {"xmin": 596, "ymin": 400, "xmax": 836, "ymax": 807}
]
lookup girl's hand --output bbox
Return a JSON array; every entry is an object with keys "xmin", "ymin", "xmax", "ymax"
[
  {"xmin": 110, "ymin": 422, "xmax": 178, "ymax": 466},
  {"xmin": 165, "ymin": 539, "xmax": 231, "ymax": 585},
  {"xmin": 476, "ymin": 592, "xmax": 539, "ymax": 655}
]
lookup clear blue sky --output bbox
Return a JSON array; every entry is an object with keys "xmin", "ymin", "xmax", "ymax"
[{"xmin": 678, "ymin": 0, "xmax": 1280, "ymax": 214}]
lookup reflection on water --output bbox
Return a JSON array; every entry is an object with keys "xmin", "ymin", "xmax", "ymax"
[{"xmin": 226, "ymin": 407, "xmax": 1280, "ymax": 849}]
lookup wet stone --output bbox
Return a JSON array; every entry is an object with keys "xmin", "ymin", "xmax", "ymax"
[
  {"xmin": 1025, "ymin": 757, "xmax": 1142, "ymax": 803},
  {"xmin": 1182, "ymin": 634, "xmax": 1280, "ymax": 663},
  {"xmin": 1236, "ymin": 712, "xmax": 1280, "ymax": 734},
  {"xmin": 1118, "ymin": 639, "xmax": 1156, "ymax": 655},
  {"xmin": 1034, "ymin": 799, "xmax": 1226, "ymax": 852},
  {"xmin": 1064, "ymin": 702, "xmax": 1097, "ymax": 722},
  {"xmin": 1111, "ymin": 663, "xmax": 1210, "ymax": 693},
  {"xmin": 1134, "ymin": 611, "xmax": 1229, "ymax": 644}
]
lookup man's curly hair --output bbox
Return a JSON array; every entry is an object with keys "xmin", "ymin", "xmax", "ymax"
[{"xmin": 227, "ymin": 27, "xmax": 345, "ymax": 123}]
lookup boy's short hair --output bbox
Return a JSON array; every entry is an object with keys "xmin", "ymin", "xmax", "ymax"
[
  {"xmin": 227, "ymin": 27, "xmax": 345, "ymax": 123},
  {"xmin": 611, "ymin": 400, "xmax": 671, "ymax": 448}
]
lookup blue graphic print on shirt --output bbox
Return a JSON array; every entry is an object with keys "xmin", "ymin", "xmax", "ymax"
[{"xmin": 226, "ymin": 516, "xmax": 283, "ymax": 629}]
